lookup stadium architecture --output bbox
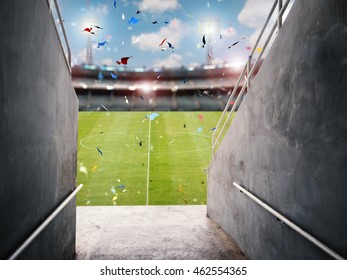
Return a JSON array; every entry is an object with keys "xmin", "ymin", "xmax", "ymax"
[{"xmin": 72, "ymin": 61, "xmax": 262, "ymax": 111}]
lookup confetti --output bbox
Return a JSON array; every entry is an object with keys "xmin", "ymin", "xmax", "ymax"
[
  {"xmin": 197, "ymin": 127, "xmax": 203, "ymax": 133},
  {"xmin": 256, "ymin": 47, "xmax": 262, "ymax": 53},
  {"xmin": 128, "ymin": 17, "xmax": 140, "ymax": 24},
  {"xmin": 92, "ymin": 25, "xmax": 103, "ymax": 29},
  {"xmin": 82, "ymin": 27, "xmax": 93, "ymax": 33},
  {"xmin": 164, "ymin": 21, "xmax": 169, "ymax": 24},
  {"xmin": 228, "ymin": 37, "xmax": 245, "ymax": 49},
  {"xmin": 116, "ymin": 56, "xmax": 132, "ymax": 65},
  {"xmin": 125, "ymin": 96, "xmax": 129, "ymax": 104},
  {"xmin": 121, "ymin": 12, "xmax": 125, "ymax": 20},
  {"xmin": 101, "ymin": 104, "xmax": 108, "ymax": 111},
  {"xmin": 113, "ymin": 0, "xmax": 117, "ymax": 8},
  {"xmin": 202, "ymin": 35, "xmax": 206, "ymax": 48},
  {"xmin": 156, "ymin": 74, "xmax": 161, "ymax": 79},
  {"xmin": 122, "ymin": 189, "xmax": 126, "ymax": 193},
  {"xmin": 211, "ymin": 127, "xmax": 216, "ymax": 131},
  {"xmin": 159, "ymin": 38, "xmax": 167, "ymax": 47},
  {"xmin": 178, "ymin": 185, "xmax": 183, "ymax": 192},
  {"xmin": 198, "ymin": 114, "xmax": 204, "ymax": 121},
  {"xmin": 228, "ymin": 41, "xmax": 239, "ymax": 48},
  {"xmin": 140, "ymin": 95, "xmax": 144, "ymax": 100},
  {"xmin": 167, "ymin": 41, "xmax": 174, "ymax": 49},
  {"xmin": 152, "ymin": 21, "xmax": 158, "ymax": 24},
  {"xmin": 148, "ymin": 112, "xmax": 160, "ymax": 120},
  {"xmin": 97, "ymin": 40, "xmax": 108, "ymax": 48},
  {"xmin": 112, "ymin": 195, "xmax": 118, "ymax": 201},
  {"xmin": 79, "ymin": 165, "xmax": 88, "ymax": 176},
  {"xmin": 117, "ymin": 178, "xmax": 121, "ymax": 182},
  {"xmin": 139, "ymin": 140, "xmax": 142, "ymax": 146},
  {"xmin": 183, "ymin": 124, "xmax": 186, "ymax": 128},
  {"xmin": 118, "ymin": 184, "xmax": 125, "ymax": 188},
  {"xmin": 159, "ymin": 136, "xmax": 164, "ymax": 138},
  {"xmin": 92, "ymin": 164, "xmax": 98, "ymax": 172},
  {"xmin": 96, "ymin": 147, "xmax": 103, "ymax": 156},
  {"xmin": 98, "ymin": 71, "xmax": 104, "ymax": 80},
  {"xmin": 183, "ymin": 78, "xmax": 188, "ymax": 83},
  {"xmin": 110, "ymin": 72, "xmax": 118, "ymax": 79},
  {"xmin": 136, "ymin": 10, "xmax": 141, "ymax": 14},
  {"xmin": 246, "ymin": 46, "xmax": 252, "ymax": 50}
]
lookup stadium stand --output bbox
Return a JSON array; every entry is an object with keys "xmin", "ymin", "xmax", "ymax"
[{"xmin": 72, "ymin": 62, "xmax": 261, "ymax": 111}]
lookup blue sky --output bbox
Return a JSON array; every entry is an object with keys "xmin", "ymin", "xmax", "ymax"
[{"xmin": 58, "ymin": 0, "xmax": 282, "ymax": 68}]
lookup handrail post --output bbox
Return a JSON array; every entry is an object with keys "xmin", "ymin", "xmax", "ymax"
[{"xmin": 278, "ymin": 0, "xmax": 283, "ymax": 29}]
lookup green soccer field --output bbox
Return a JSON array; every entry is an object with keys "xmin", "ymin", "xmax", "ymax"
[{"xmin": 76, "ymin": 111, "xmax": 225, "ymax": 206}]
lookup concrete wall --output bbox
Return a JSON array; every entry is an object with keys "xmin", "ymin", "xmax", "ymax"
[
  {"xmin": 208, "ymin": 0, "xmax": 347, "ymax": 259},
  {"xmin": 0, "ymin": 1, "xmax": 78, "ymax": 259}
]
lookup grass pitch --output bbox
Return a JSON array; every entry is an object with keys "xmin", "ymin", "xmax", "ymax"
[{"xmin": 77, "ymin": 111, "xmax": 223, "ymax": 206}]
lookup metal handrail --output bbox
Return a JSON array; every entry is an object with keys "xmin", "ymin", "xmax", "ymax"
[
  {"xmin": 233, "ymin": 182, "xmax": 344, "ymax": 260},
  {"xmin": 8, "ymin": 184, "xmax": 84, "ymax": 260},
  {"xmin": 47, "ymin": 0, "xmax": 72, "ymax": 72},
  {"xmin": 212, "ymin": 0, "xmax": 291, "ymax": 154}
]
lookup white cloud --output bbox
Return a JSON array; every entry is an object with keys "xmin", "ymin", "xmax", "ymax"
[
  {"xmin": 238, "ymin": 0, "xmax": 294, "ymax": 50},
  {"xmin": 138, "ymin": 0, "xmax": 181, "ymax": 13},
  {"xmin": 238, "ymin": 0, "xmax": 274, "ymax": 29},
  {"xmin": 153, "ymin": 53, "xmax": 182, "ymax": 68},
  {"xmin": 131, "ymin": 19, "xmax": 187, "ymax": 51}
]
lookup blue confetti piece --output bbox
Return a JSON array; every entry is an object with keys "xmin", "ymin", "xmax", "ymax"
[
  {"xmin": 97, "ymin": 40, "xmax": 107, "ymax": 48},
  {"xmin": 197, "ymin": 127, "xmax": 203, "ymax": 133},
  {"xmin": 211, "ymin": 127, "xmax": 216, "ymax": 131},
  {"xmin": 113, "ymin": 0, "xmax": 117, "ymax": 8},
  {"xmin": 118, "ymin": 184, "xmax": 125, "ymax": 189},
  {"xmin": 110, "ymin": 72, "xmax": 118, "ymax": 79},
  {"xmin": 128, "ymin": 17, "xmax": 140, "ymax": 24},
  {"xmin": 148, "ymin": 112, "xmax": 160, "ymax": 121},
  {"xmin": 98, "ymin": 71, "xmax": 104, "ymax": 81}
]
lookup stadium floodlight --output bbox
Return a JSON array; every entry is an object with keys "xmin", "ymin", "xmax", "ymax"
[
  {"xmin": 198, "ymin": 17, "xmax": 220, "ymax": 65},
  {"xmin": 140, "ymin": 83, "xmax": 151, "ymax": 93}
]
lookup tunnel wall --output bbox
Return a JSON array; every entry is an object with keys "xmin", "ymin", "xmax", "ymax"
[
  {"xmin": 0, "ymin": 1, "xmax": 78, "ymax": 259},
  {"xmin": 207, "ymin": 0, "xmax": 347, "ymax": 259}
]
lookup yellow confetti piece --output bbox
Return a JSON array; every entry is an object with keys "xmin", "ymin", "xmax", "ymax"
[
  {"xmin": 112, "ymin": 195, "xmax": 118, "ymax": 201},
  {"xmin": 178, "ymin": 185, "xmax": 183, "ymax": 193},
  {"xmin": 256, "ymin": 47, "xmax": 262, "ymax": 53},
  {"xmin": 91, "ymin": 164, "xmax": 97, "ymax": 172}
]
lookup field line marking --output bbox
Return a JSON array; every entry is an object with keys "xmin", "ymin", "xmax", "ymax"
[{"xmin": 146, "ymin": 117, "xmax": 151, "ymax": 205}]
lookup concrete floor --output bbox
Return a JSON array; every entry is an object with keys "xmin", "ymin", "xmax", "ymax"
[{"xmin": 76, "ymin": 205, "xmax": 247, "ymax": 260}]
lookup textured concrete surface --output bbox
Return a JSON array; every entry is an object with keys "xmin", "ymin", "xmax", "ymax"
[
  {"xmin": 208, "ymin": 0, "xmax": 347, "ymax": 259},
  {"xmin": 76, "ymin": 206, "xmax": 247, "ymax": 260},
  {"xmin": 0, "ymin": 1, "xmax": 78, "ymax": 259}
]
